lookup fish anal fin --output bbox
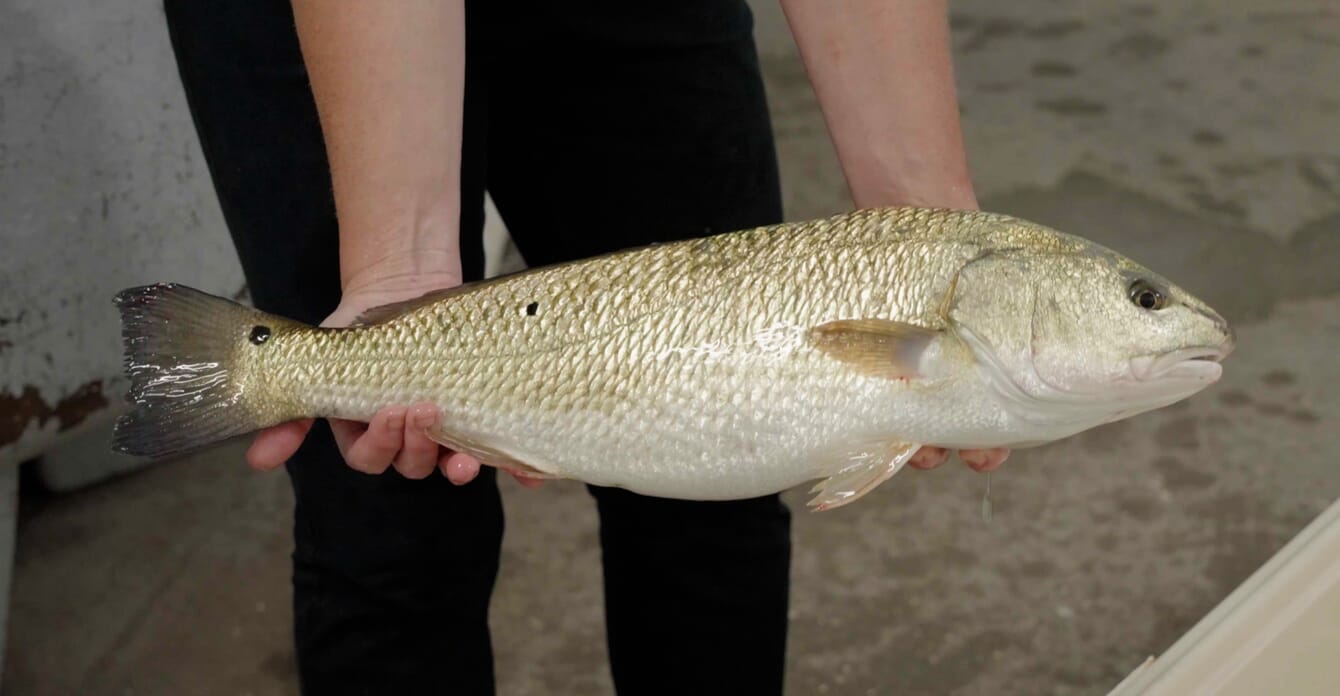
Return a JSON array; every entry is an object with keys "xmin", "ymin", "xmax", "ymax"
[
  {"xmin": 808, "ymin": 441, "xmax": 921, "ymax": 511},
  {"xmin": 424, "ymin": 427, "xmax": 560, "ymax": 479},
  {"xmin": 809, "ymin": 319, "xmax": 940, "ymax": 380}
]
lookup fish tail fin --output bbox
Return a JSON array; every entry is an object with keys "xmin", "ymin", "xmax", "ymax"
[{"xmin": 112, "ymin": 283, "xmax": 303, "ymax": 459}]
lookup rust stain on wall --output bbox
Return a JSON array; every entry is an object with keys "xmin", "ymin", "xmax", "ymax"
[{"xmin": 0, "ymin": 381, "xmax": 109, "ymax": 447}]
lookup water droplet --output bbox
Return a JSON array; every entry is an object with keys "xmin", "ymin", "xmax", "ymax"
[{"xmin": 981, "ymin": 472, "xmax": 994, "ymax": 523}]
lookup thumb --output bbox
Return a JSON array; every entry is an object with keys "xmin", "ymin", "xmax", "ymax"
[{"xmin": 246, "ymin": 419, "xmax": 315, "ymax": 470}]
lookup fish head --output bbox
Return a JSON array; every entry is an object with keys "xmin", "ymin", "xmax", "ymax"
[{"xmin": 947, "ymin": 235, "xmax": 1234, "ymax": 429}]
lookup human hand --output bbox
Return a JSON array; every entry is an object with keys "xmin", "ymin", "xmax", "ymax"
[
  {"xmin": 907, "ymin": 446, "xmax": 1009, "ymax": 473},
  {"xmin": 243, "ymin": 278, "xmax": 544, "ymax": 488}
]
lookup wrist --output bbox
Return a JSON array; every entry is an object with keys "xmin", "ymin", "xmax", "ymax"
[
  {"xmin": 847, "ymin": 151, "xmax": 978, "ymax": 212},
  {"xmin": 851, "ymin": 178, "xmax": 979, "ymax": 211},
  {"xmin": 326, "ymin": 253, "xmax": 462, "ymax": 329},
  {"xmin": 338, "ymin": 205, "xmax": 463, "ymax": 292},
  {"xmin": 341, "ymin": 248, "xmax": 463, "ymax": 299}
]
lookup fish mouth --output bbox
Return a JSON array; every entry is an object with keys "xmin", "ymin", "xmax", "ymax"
[{"xmin": 1130, "ymin": 345, "xmax": 1231, "ymax": 383}]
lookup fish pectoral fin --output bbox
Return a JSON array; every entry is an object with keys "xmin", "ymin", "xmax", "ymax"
[
  {"xmin": 808, "ymin": 319, "xmax": 940, "ymax": 381},
  {"xmin": 807, "ymin": 441, "xmax": 921, "ymax": 511},
  {"xmin": 424, "ymin": 427, "xmax": 560, "ymax": 479}
]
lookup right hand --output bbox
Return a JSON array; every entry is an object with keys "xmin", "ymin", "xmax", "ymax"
[
  {"xmin": 243, "ymin": 275, "xmax": 544, "ymax": 488},
  {"xmin": 905, "ymin": 446, "xmax": 1009, "ymax": 473}
]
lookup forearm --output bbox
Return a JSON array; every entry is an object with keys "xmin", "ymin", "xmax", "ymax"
[
  {"xmin": 291, "ymin": 0, "xmax": 466, "ymax": 293},
  {"xmin": 781, "ymin": 0, "xmax": 975, "ymax": 210}
]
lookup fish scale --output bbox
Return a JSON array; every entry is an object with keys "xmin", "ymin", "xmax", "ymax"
[
  {"xmin": 256, "ymin": 210, "xmax": 991, "ymax": 498},
  {"xmin": 113, "ymin": 207, "xmax": 1233, "ymax": 509}
]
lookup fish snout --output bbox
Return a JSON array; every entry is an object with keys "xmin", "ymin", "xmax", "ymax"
[
  {"xmin": 1207, "ymin": 308, "xmax": 1235, "ymax": 361},
  {"xmin": 1218, "ymin": 322, "xmax": 1237, "ymax": 360},
  {"xmin": 1190, "ymin": 301, "xmax": 1235, "ymax": 361}
]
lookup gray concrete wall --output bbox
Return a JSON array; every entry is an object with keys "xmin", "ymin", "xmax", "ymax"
[{"xmin": 0, "ymin": 0, "xmax": 243, "ymax": 466}]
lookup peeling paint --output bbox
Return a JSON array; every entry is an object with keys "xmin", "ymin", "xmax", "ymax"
[
  {"xmin": 0, "ymin": 381, "xmax": 108, "ymax": 448},
  {"xmin": 1, "ymin": 0, "xmax": 245, "ymax": 466}
]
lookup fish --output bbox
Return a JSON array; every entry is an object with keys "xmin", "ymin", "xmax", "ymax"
[{"xmin": 112, "ymin": 207, "xmax": 1234, "ymax": 510}]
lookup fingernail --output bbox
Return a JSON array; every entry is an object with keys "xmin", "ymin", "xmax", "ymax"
[
  {"xmin": 970, "ymin": 456, "xmax": 997, "ymax": 472},
  {"xmin": 413, "ymin": 406, "xmax": 436, "ymax": 428}
]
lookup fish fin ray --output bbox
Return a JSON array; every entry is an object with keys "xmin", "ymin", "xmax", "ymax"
[
  {"xmin": 807, "ymin": 440, "xmax": 921, "ymax": 511},
  {"xmin": 111, "ymin": 284, "xmax": 308, "ymax": 458},
  {"xmin": 809, "ymin": 319, "xmax": 940, "ymax": 380},
  {"xmin": 424, "ymin": 427, "xmax": 561, "ymax": 479},
  {"xmin": 350, "ymin": 262, "xmax": 566, "ymax": 325},
  {"xmin": 351, "ymin": 287, "xmax": 471, "ymax": 326}
]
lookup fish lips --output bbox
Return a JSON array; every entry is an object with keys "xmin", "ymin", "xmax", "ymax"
[{"xmin": 1130, "ymin": 344, "xmax": 1232, "ymax": 384}]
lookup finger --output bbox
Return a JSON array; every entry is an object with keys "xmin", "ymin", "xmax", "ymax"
[
  {"xmin": 440, "ymin": 450, "xmax": 482, "ymax": 485},
  {"xmin": 329, "ymin": 418, "xmax": 368, "ymax": 456},
  {"xmin": 343, "ymin": 407, "xmax": 407, "ymax": 474},
  {"xmin": 961, "ymin": 448, "xmax": 1010, "ymax": 473},
  {"xmin": 246, "ymin": 419, "xmax": 314, "ymax": 471},
  {"xmin": 511, "ymin": 472, "xmax": 546, "ymax": 489},
  {"xmin": 393, "ymin": 403, "xmax": 441, "ymax": 480},
  {"xmin": 907, "ymin": 446, "xmax": 949, "ymax": 470}
]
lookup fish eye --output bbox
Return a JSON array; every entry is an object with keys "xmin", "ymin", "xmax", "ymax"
[
  {"xmin": 1129, "ymin": 280, "xmax": 1167, "ymax": 311},
  {"xmin": 249, "ymin": 325, "xmax": 272, "ymax": 345}
]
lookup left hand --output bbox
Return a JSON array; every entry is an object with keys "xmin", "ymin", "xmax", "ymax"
[{"xmin": 908, "ymin": 446, "xmax": 1009, "ymax": 473}]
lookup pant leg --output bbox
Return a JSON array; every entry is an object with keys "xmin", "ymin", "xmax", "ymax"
[
  {"xmin": 482, "ymin": 2, "xmax": 791, "ymax": 693},
  {"xmin": 164, "ymin": 2, "xmax": 499, "ymax": 693}
]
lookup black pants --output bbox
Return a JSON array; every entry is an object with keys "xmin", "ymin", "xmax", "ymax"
[{"xmin": 165, "ymin": 2, "xmax": 790, "ymax": 693}]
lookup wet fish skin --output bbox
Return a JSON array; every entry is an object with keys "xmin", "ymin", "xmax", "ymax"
[{"xmin": 113, "ymin": 207, "xmax": 1233, "ymax": 509}]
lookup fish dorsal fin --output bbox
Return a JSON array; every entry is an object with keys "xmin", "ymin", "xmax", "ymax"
[
  {"xmin": 808, "ymin": 319, "xmax": 940, "ymax": 380},
  {"xmin": 351, "ymin": 286, "xmax": 470, "ymax": 326},
  {"xmin": 808, "ymin": 440, "xmax": 921, "ymax": 511}
]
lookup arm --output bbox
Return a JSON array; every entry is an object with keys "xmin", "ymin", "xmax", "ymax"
[
  {"xmin": 292, "ymin": 0, "xmax": 466, "ymax": 295},
  {"xmin": 248, "ymin": 1, "xmax": 510, "ymax": 484},
  {"xmin": 780, "ymin": 0, "xmax": 976, "ymax": 210},
  {"xmin": 784, "ymin": 1, "xmax": 1007, "ymax": 472}
]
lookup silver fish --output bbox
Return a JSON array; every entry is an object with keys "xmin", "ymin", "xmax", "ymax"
[{"xmin": 113, "ymin": 207, "xmax": 1233, "ymax": 509}]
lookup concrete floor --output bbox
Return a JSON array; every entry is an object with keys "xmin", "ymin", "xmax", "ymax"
[{"xmin": 7, "ymin": 1, "xmax": 1340, "ymax": 694}]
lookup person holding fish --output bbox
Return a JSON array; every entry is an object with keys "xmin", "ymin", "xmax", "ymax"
[{"xmin": 148, "ymin": 1, "xmax": 1151, "ymax": 694}]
